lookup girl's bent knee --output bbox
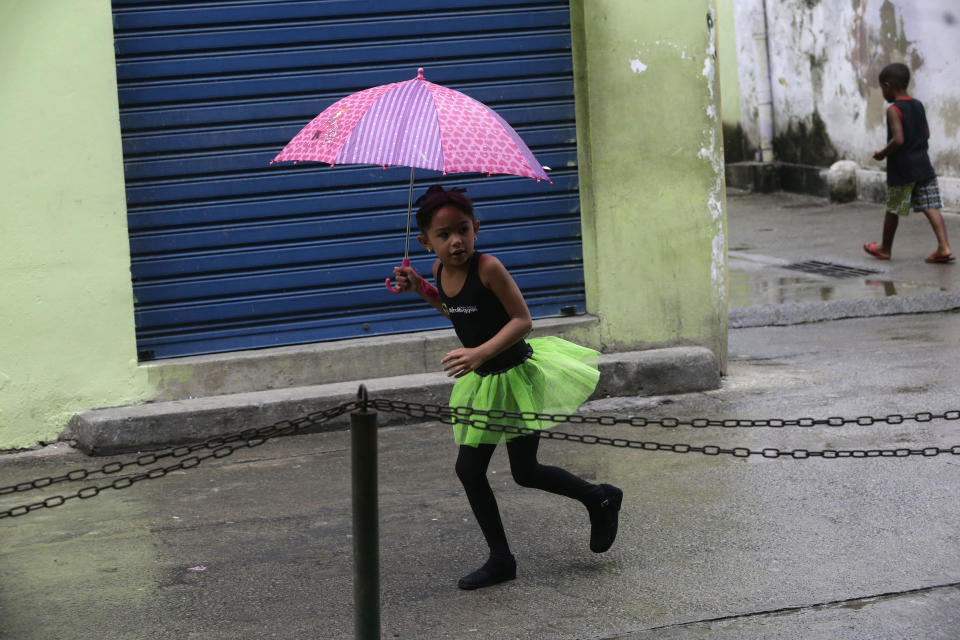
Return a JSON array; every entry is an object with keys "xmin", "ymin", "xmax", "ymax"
[{"xmin": 510, "ymin": 465, "xmax": 543, "ymax": 488}]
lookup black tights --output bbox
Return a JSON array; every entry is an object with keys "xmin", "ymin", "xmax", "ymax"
[{"xmin": 455, "ymin": 434, "xmax": 599, "ymax": 557}]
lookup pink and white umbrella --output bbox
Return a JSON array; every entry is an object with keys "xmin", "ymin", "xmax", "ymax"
[{"xmin": 272, "ymin": 68, "xmax": 550, "ymax": 292}]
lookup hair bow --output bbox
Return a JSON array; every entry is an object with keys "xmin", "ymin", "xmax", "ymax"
[{"xmin": 414, "ymin": 185, "xmax": 467, "ymax": 207}]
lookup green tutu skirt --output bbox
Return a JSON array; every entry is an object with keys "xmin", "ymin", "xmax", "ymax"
[{"xmin": 450, "ymin": 336, "xmax": 600, "ymax": 447}]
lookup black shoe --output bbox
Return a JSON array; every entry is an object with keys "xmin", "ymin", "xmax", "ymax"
[
  {"xmin": 457, "ymin": 553, "xmax": 517, "ymax": 590},
  {"xmin": 588, "ymin": 484, "xmax": 623, "ymax": 553}
]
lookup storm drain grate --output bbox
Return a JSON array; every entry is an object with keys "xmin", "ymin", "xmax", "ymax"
[{"xmin": 781, "ymin": 260, "xmax": 880, "ymax": 279}]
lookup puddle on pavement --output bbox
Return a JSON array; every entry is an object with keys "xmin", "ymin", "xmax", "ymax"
[{"xmin": 728, "ymin": 264, "xmax": 944, "ymax": 307}]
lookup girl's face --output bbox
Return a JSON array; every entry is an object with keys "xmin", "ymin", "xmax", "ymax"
[{"xmin": 418, "ymin": 204, "xmax": 479, "ymax": 267}]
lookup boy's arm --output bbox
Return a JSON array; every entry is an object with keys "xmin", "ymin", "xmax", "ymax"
[{"xmin": 873, "ymin": 106, "xmax": 905, "ymax": 160}]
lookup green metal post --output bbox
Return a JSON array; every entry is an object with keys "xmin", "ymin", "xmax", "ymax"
[{"xmin": 351, "ymin": 386, "xmax": 380, "ymax": 640}]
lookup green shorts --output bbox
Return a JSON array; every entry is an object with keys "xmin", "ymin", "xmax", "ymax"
[{"xmin": 886, "ymin": 178, "xmax": 943, "ymax": 216}]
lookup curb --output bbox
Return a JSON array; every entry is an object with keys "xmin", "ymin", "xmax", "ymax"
[
  {"xmin": 730, "ymin": 291, "xmax": 960, "ymax": 328},
  {"xmin": 65, "ymin": 346, "xmax": 720, "ymax": 456}
]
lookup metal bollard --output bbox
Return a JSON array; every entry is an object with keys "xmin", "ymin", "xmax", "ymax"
[{"xmin": 351, "ymin": 385, "xmax": 380, "ymax": 640}]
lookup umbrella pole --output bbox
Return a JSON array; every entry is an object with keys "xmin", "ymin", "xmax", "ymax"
[
  {"xmin": 403, "ymin": 166, "xmax": 414, "ymax": 263},
  {"xmin": 384, "ymin": 167, "xmax": 415, "ymax": 293}
]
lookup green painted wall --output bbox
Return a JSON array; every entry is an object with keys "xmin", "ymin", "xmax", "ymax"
[
  {"xmin": 717, "ymin": 0, "xmax": 741, "ymax": 126},
  {"xmin": 0, "ymin": 0, "xmax": 150, "ymax": 449},
  {"xmin": 570, "ymin": 0, "xmax": 728, "ymax": 366}
]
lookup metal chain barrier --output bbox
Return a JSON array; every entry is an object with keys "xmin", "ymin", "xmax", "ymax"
[
  {"xmin": 4, "ymin": 393, "xmax": 960, "ymax": 520},
  {"xmin": 375, "ymin": 400, "xmax": 960, "ymax": 461},
  {"xmin": 369, "ymin": 399, "xmax": 960, "ymax": 429},
  {"xmin": 0, "ymin": 400, "xmax": 358, "ymax": 519}
]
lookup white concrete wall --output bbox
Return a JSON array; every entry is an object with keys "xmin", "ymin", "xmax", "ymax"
[{"xmin": 732, "ymin": 0, "xmax": 960, "ymax": 204}]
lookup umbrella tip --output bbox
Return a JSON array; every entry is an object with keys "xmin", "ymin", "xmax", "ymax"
[{"xmin": 417, "ymin": 67, "xmax": 424, "ymax": 79}]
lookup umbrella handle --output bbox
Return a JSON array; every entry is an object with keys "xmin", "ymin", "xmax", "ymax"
[{"xmin": 385, "ymin": 257, "xmax": 411, "ymax": 294}]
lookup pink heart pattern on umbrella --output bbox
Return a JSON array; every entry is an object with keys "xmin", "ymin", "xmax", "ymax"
[{"xmin": 272, "ymin": 69, "xmax": 549, "ymax": 182}]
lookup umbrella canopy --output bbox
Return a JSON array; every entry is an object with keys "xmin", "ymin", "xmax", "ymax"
[
  {"xmin": 272, "ymin": 68, "xmax": 549, "ymax": 181},
  {"xmin": 272, "ymin": 68, "xmax": 550, "ymax": 292}
]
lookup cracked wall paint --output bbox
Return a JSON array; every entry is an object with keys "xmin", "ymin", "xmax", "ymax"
[
  {"xmin": 701, "ymin": 4, "xmax": 727, "ymax": 317},
  {"xmin": 731, "ymin": 0, "xmax": 959, "ymax": 178},
  {"xmin": 630, "ymin": 38, "xmax": 692, "ymax": 75},
  {"xmin": 632, "ymin": 11, "xmax": 727, "ymax": 318}
]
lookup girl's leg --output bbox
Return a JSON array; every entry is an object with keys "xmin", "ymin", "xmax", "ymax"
[
  {"xmin": 506, "ymin": 434, "xmax": 622, "ymax": 553},
  {"xmin": 922, "ymin": 208, "xmax": 952, "ymax": 257},
  {"xmin": 454, "ymin": 444, "xmax": 517, "ymax": 589},
  {"xmin": 505, "ymin": 433, "xmax": 596, "ymax": 502},
  {"xmin": 455, "ymin": 443, "xmax": 510, "ymax": 556}
]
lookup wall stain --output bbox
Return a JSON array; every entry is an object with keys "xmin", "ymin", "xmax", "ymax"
[
  {"xmin": 774, "ymin": 111, "xmax": 839, "ymax": 166},
  {"xmin": 723, "ymin": 123, "xmax": 750, "ymax": 163},
  {"xmin": 941, "ymin": 97, "xmax": 960, "ymax": 140},
  {"xmin": 935, "ymin": 149, "xmax": 960, "ymax": 175},
  {"xmin": 848, "ymin": 0, "xmax": 925, "ymax": 129},
  {"xmin": 809, "ymin": 53, "xmax": 825, "ymax": 101}
]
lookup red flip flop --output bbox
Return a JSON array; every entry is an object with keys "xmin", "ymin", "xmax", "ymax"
[
  {"xmin": 925, "ymin": 252, "xmax": 955, "ymax": 264},
  {"xmin": 863, "ymin": 242, "xmax": 890, "ymax": 260}
]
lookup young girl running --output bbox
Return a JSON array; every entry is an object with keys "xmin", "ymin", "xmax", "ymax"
[{"xmin": 392, "ymin": 185, "xmax": 623, "ymax": 590}]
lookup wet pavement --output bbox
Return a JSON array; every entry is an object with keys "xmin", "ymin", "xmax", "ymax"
[
  {"xmin": 2, "ymin": 191, "xmax": 960, "ymax": 640},
  {"xmin": 727, "ymin": 190, "xmax": 959, "ymax": 324}
]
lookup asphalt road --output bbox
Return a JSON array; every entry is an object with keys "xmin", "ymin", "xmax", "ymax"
[{"xmin": 2, "ymin": 310, "xmax": 960, "ymax": 640}]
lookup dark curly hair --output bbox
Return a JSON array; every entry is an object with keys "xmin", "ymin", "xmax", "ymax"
[
  {"xmin": 879, "ymin": 62, "xmax": 910, "ymax": 90},
  {"xmin": 415, "ymin": 185, "xmax": 474, "ymax": 232}
]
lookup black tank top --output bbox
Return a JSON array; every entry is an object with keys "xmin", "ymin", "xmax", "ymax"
[
  {"xmin": 887, "ymin": 98, "xmax": 935, "ymax": 186},
  {"xmin": 437, "ymin": 252, "xmax": 532, "ymax": 376}
]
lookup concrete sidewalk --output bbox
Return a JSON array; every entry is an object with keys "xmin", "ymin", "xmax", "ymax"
[{"xmin": 65, "ymin": 345, "xmax": 720, "ymax": 455}]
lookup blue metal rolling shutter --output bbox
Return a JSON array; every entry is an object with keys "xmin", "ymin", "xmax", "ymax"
[{"xmin": 112, "ymin": 0, "xmax": 584, "ymax": 360}]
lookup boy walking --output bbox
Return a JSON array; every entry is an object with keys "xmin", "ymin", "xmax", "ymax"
[{"xmin": 863, "ymin": 63, "xmax": 953, "ymax": 263}]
